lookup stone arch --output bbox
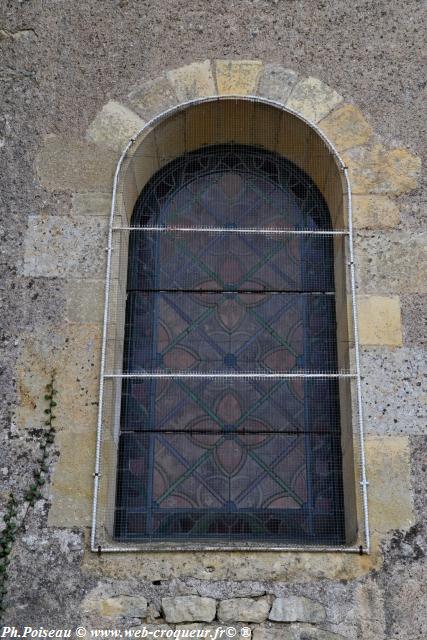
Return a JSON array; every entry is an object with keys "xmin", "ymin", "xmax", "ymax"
[
  {"xmin": 116, "ymin": 96, "xmax": 348, "ymax": 227},
  {"xmin": 97, "ymin": 89, "xmax": 361, "ymax": 549},
  {"xmin": 28, "ymin": 59, "xmax": 420, "ymax": 570}
]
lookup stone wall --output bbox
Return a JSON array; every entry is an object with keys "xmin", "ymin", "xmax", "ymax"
[{"xmin": 0, "ymin": 2, "xmax": 425, "ymax": 639}]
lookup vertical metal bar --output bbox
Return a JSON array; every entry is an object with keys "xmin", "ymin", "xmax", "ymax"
[
  {"xmin": 344, "ymin": 167, "xmax": 371, "ymax": 553},
  {"xmin": 91, "ymin": 96, "xmax": 370, "ymax": 553},
  {"xmin": 91, "ymin": 138, "xmax": 135, "ymax": 552}
]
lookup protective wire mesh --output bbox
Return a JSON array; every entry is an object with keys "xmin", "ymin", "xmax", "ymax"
[
  {"xmin": 120, "ymin": 291, "xmax": 340, "ymax": 374},
  {"xmin": 126, "ymin": 230, "xmax": 338, "ymax": 292},
  {"xmin": 115, "ymin": 429, "xmax": 345, "ymax": 543},
  {"xmin": 94, "ymin": 130, "xmax": 365, "ymax": 549}
]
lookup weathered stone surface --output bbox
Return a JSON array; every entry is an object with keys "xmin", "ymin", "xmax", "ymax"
[
  {"xmin": 72, "ymin": 192, "xmax": 111, "ymax": 216},
  {"xmin": 215, "ymin": 59, "xmax": 262, "ymax": 95},
  {"xmin": 128, "ymin": 75, "xmax": 178, "ymax": 120},
  {"xmin": 269, "ymin": 596, "xmax": 326, "ymax": 623},
  {"xmin": 352, "ymin": 195, "xmax": 400, "ymax": 228},
  {"xmin": 162, "ymin": 595, "xmax": 216, "ymax": 623},
  {"xmin": 15, "ymin": 323, "xmax": 101, "ymax": 436},
  {"xmin": 399, "ymin": 199, "xmax": 425, "ymax": 230},
  {"xmin": 218, "ymin": 596, "xmax": 270, "ymax": 622},
  {"xmin": 356, "ymin": 231, "xmax": 426, "ymax": 294},
  {"xmin": 401, "ymin": 294, "xmax": 427, "ymax": 346},
  {"xmin": 127, "ymin": 626, "xmax": 172, "ymax": 634},
  {"xmin": 82, "ymin": 592, "xmax": 148, "ymax": 619},
  {"xmin": 36, "ymin": 135, "xmax": 116, "ymax": 192},
  {"xmin": 253, "ymin": 628, "xmax": 292, "ymax": 640},
  {"xmin": 365, "ymin": 436, "xmax": 414, "ymax": 533},
  {"xmin": 64, "ymin": 279, "xmax": 104, "ymax": 323},
  {"xmin": 23, "ymin": 215, "xmax": 107, "ymax": 278},
  {"xmin": 145, "ymin": 602, "xmax": 161, "ymax": 623},
  {"xmin": 354, "ymin": 579, "xmax": 386, "ymax": 640},
  {"xmin": 188, "ymin": 581, "xmax": 267, "ymax": 600},
  {"xmin": 269, "ymin": 582, "xmax": 356, "ymax": 638},
  {"xmin": 252, "ymin": 626, "xmax": 345, "ymax": 640},
  {"xmin": 167, "ymin": 61, "xmax": 216, "ymax": 101},
  {"xmin": 318, "ymin": 103, "xmax": 373, "ymax": 150},
  {"xmin": 344, "ymin": 144, "xmax": 421, "ymax": 194},
  {"xmin": 286, "ymin": 77, "xmax": 343, "ymax": 123},
  {"xmin": 4, "ymin": 277, "xmax": 66, "ymax": 332},
  {"xmin": 381, "ymin": 568, "xmax": 427, "ymax": 640},
  {"xmin": 299, "ymin": 628, "xmax": 347, "ymax": 640},
  {"xmin": 82, "ymin": 543, "xmax": 380, "ymax": 582},
  {"xmin": 86, "ymin": 100, "xmax": 145, "ymax": 151},
  {"xmin": 176, "ymin": 624, "xmax": 252, "ymax": 637},
  {"xmin": 48, "ymin": 429, "xmax": 96, "ymax": 527},
  {"xmin": 357, "ymin": 295, "xmax": 402, "ymax": 346},
  {"xmin": 3, "ymin": 0, "xmax": 426, "ymax": 630},
  {"xmin": 361, "ymin": 347, "xmax": 426, "ymax": 435},
  {"xmin": 257, "ymin": 64, "xmax": 298, "ymax": 103}
]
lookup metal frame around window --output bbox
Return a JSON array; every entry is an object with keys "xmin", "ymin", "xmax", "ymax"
[{"xmin": 90, "ymin": 96, "xmax": 370, "ymax": 554}]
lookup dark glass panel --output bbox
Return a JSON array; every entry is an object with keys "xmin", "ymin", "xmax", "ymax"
[
  {"xmin": 115, "ymin": 145, "xmax": 344, "ymax": 544},
  {"xmin": 115, "ymin": 432, "xmax": 344, "ymax": 544},
  {"xmin": 122, "ymin": 292, "xmax": 337, "ymax": 374}
]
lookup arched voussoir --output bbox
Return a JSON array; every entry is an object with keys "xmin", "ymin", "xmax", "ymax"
[{"xmin": 36, "ymin": 58, "xmax": 420, "ymax": 227}]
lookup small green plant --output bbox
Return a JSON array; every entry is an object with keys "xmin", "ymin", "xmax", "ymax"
[
  {"xmin": 0, "ymin": 494, "xmax": 18, "ymax": 617},
  {"xmin": 0, "ymin": 372, "xmax": 58, "ymax": 621}
]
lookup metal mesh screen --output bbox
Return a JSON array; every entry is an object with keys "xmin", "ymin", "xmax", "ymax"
[
  {"xmin": 119, "ymin": 291, "xmax": 340, "ymax": 374},
  {"xmin": 126, "ymin": 230, "xmax": 338, "ymax": 292},
  {"xmin": 115, "ymin": 429, "xmax": 345, "ymax": 543},
  {"xmin": 106, "ymin": 143, "xmax": 347, "ymax": 544},
  {"xmin": 92, "ymin": 109, "xmax": 369, "ymax": 552}
]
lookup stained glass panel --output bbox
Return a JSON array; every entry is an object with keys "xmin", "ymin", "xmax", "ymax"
[{"xmin": 115, "ymin": 145, "xmax": 345, "ymax": 543}]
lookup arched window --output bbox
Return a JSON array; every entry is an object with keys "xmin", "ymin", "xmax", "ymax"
[{"xmin": 114, "ymin": 144, "xmax": 345, "ymax": 543}]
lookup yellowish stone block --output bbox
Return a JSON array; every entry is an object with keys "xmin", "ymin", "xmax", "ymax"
[
  {"xmin": 81, "ymin": 590, "xmax": 148, "ymax": 620},
  {"xmin": 64, "ymin": 279, "xmax": 105, "ymax": 323},
  {"xmin": 15, "ymin": 323, "xmax": 101, "ymax": 435},
  {"xmin": 128, "ymin": 75, "xmax": 178, "ymax": 119},
  {"xmin": 72, "ymin": 192, "xmax": 111, "ymax": 216},
  {"xmin": 355, "ymin": 579, "xmax": 386, "ymax": 640},
  {"xmin": 82, "ymin": 536, "xmax": 381, "ymax": 582},
  {"xmin": 167, "ymin": 60, "xmax": 216, "ymax": 101},
  {"xmin": 357, "ymin": 296, "xmax": 403, "ymax": 346},
  {"xmin": 319, "ymin": 103, "xmax": 373, "ymax": 151},
  {"xmin": 344, "ymin": 144, "xmax": 421, "ymax": 194},
  {"xmin": 286, "ymin": 76, "xmax": 343, "ymax": 123},
  {"xmin": 215, "ymin": 59, "xmax": 262, "ymax": 95},
  {"xmin": 23, "ymin": 214, "xmax": 107, "ymax": 278},
  {"xmin": 48, "ymin": 430, "xmax": 96, "ymax": 527},
  {"xmin": 352, "ymin": 195, "xmax": 400, "ymax": 228},
  {"xmin": 356, "ymin": 232, "xmax": 426, "ymax": 294},
  {"xmin": 257, "ymin": 64, "xmax": 298, "ymax": 103},
  {"xmin": 86, "ymin": 101, "xmax": 145, "ymax": 152},
  {"xmin": 365, "ymin": 436, "xmax": 414, "ymax": 534},
  {"xmin": 36, "ymin": 135, "xmax": 116, "ymax": 192}
]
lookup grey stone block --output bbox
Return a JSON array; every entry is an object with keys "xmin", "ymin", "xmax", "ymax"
[
  {"xmin": 269, "ymin": 596, "xmax": 326, "ymax": 623},
  {"xmin": 162, "ymin": 595, "xmax": 216, "ymax": 623}
]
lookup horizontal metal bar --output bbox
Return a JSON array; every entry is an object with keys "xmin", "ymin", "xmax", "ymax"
[
  {"xmin": 91, "ymin": 543, "xmax": 367, "ymax": 554},
  {"xmin": 112, "ymin": 225, "xmax": 349, "ymax": 235},
  {"xmin": 93, "ymin": 95, "xmax": 369, "ymax": 555},
  {"xmin": 127, "ymin": 289, "xmax": 336, "ymax": 294},
  {"xmin": 104, "ymin": 371, "xmax": 356, "ymax": 379},
  {"xmin": 120, "ymin": 429, "xmax": 342, "ymax": 435}
]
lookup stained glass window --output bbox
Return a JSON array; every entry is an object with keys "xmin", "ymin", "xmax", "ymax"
[{"xmin": 114, "ymin": 145, "xmax": 345, "ymax": 544}]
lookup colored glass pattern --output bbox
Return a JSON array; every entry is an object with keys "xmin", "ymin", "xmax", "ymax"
[{"xmin": 115, "ymin": 145, "xmax": 345, "ymax": 543}]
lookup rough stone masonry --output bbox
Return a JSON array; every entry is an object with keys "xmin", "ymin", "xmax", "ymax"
[{"xmin": 0, "ymin": 1, "xmax": 426, "ymax": 639}]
